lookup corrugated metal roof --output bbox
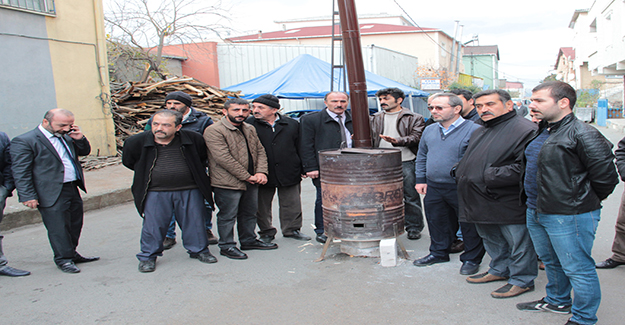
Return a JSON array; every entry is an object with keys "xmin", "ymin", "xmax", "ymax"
[{"xmin": 227, "ymin": 23, "xmax": 439, "ymax": 42}]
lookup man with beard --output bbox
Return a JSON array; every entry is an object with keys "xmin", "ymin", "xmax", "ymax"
[
  {"xmin": 11, "ymin": 109, "xmax": 98, "ymax": 273},
  {"xmin": 413, "ymin": 94, "xmax": 485, "ymax": 272},
  {"xmin": 370, "ymin": 88, "xmax": 425, "ymax": 240},
  {"xmin": 204, "ymin": 99, "xmax": 277, "ymax": 260},
  {"xmin": 123, "ymin": 110, "xmax": 217, "ymax": 272},
  {"xmin": 300, "ymin": 92, "xmax": 353, "ymax": 243}
]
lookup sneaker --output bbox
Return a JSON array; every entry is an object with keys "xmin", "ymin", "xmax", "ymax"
[
  {"xmin": 206, "ymin": 230, "xmax": 219, "ymax": 245},
  {"xmin": 466, "ymin": 272, "xmax": 508, "ymax": 283},
  {"xmin": 490, "ymin": 283, "xmax": 534, "ymax": 299},
  {"xmin": 163, "ymin": 237, "xmax": 176, "ymax": 250},
  {"xmin": 138, "ymin": 259, "xmax": 156, "ymax": 273},
  {"xmin": 516, "ymin": 297, "xmax": 572, "ymax": 314}
]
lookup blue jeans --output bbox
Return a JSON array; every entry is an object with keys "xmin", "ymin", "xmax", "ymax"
[{"xmin": 526, "ymin": 208, "xmax": 601, "ymax": 325}]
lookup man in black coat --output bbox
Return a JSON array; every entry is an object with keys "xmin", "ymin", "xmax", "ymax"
[
  {"xmin": 123, "ymin": 110, "xmax": 217, "ymax": 272},
  {"xmin": 247, "ymin": 94, "xmax": 311, "ymax": 243},
  {"xmin": 11, "ymin": 109, "xmax": 98, "ymax": 273},
  {"xmin": 299, "ymin": 92, "xmax": 353, "ymax": 243},
  {"xmin": 0, "ymin": 131, "xmax": 30, "ymax": 277},
  {"xmin": 456, "ymin": 90, "xmax": 538, "ymax": 298}
]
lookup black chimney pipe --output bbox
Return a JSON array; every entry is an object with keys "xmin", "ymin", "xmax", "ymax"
[{"xmin": 337, "ymin": 0, "xmax": 372, "ymax": 148}]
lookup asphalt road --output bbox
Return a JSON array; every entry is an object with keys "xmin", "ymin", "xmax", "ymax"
[{"xmin": 1, "ymin": 125, "xmax": 624, "ymax": 324}]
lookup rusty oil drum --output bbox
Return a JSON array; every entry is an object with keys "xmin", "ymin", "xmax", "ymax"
[{"xmin": 319, "ymin": 148, "xmax": 404, "ymax": 241}]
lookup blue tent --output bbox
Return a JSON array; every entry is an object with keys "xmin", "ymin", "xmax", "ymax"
[{"xmin": 224, "ymin": 54, "xmax": 428, "ymax": 99}]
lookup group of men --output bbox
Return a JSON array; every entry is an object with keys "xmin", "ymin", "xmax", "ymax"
[
  {"xmin": 414, "ymin": 81, "xmax": 618, "ymax": 325},
  {"xmin": 0, "ymin": 81, "xmax": 621, "ymax": 325}
]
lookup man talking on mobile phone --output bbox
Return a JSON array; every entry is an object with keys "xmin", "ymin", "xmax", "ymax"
[{"xmin": 11, "ymin": 108, "xmax": 98, "ymax": 274}]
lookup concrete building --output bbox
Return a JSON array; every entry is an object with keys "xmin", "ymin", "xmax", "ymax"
[
  {"xmin": 462, "ymin": 45, "xmax": 500, "ymax": 90},
  {"xmin": 569, "ymin": 2, "xmax": 625, "ymax": 106},
  {"xmin": 0, "ymin": 0, "xmax": 116, "ymax": 155}
]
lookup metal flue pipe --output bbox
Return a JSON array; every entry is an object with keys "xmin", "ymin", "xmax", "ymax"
[{"xmin": 337, "ymin": 0, "xmax": 372, "ymax": 148}]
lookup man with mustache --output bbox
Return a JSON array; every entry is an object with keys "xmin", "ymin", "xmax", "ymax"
[
  {"xmin": 413, "ymin": 93, "xmax": 485, "ymax": 271},
  {"xmin": 204, "ymin": 98, "xmax": 276, "ymax": 260},
  {"xmin": 370, "ymin": 88, "xmax": 425, "ymax": 240},
  {"xmin": 11, "ymin": 109, "xmax": 98, "ymax": 273},
  {"xmin": 247, "ymin": 94, "xmax": 311, "ymax": 243},
  {"xmin": 300, "ymin": 92, "xmax": 353, "ymax": 243},
  {"xmin": 145, "ymin": 91, "xmax": 217, "ymax": 250},
  {"xmin": 456, "ymin": 89, "xmax": 538, "ymax": 298},
  {"xmin": 123, "ymin": 110, "xmax": 217, "ymax": 272}
]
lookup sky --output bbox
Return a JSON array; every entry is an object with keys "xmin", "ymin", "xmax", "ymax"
[{"xmin": 221, "ymin": 0, "xmax": 593, "ymax": 92}]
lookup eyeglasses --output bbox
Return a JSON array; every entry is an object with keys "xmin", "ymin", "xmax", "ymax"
[{"xmin": 429, "ymin": 105, "xmax": 452, "ymax": 111}]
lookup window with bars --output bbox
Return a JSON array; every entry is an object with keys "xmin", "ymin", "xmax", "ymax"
[{"xmin": 0, "ymin": 0, "xmax": 55, "ymax": 15}]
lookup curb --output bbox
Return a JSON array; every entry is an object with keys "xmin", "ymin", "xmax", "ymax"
[{"xmin": 2, "ymin": 188, "xmax": 133, "ymax": 231}]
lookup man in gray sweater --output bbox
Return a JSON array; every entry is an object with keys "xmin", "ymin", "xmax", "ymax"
[{"xmin": 413, "ymin": 93, "xmax": 485, "ymax": 274}]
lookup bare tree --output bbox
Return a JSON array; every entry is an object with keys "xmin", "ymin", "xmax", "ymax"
[{"xmin": 104, "ymin": 0, "xmax": 230, "ymax": 82}]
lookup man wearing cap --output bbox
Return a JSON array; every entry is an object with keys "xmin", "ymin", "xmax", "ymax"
[
  {"xmin": 146, "ymin": 91, "xmax": 217, "ymax": 249},
  {"xmin": 300, "ymin": 92, "xmax": 353, "ymax": 243},
  {"xmin": 247, "ymin": 94, "xmax": 311, "ymax": 243}
]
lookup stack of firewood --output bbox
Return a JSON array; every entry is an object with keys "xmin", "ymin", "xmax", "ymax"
[{"xmin": 110, "ymin": 76, "xmax": 241, "ymax": 153}]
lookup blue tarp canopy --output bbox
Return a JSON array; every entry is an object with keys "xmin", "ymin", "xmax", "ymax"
[{"xmin": 224, "ymin": 54, "xmax": 428, "ymax": 99}]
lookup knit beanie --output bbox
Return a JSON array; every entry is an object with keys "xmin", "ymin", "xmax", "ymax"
[
  {"xmin": 252, "ymin": 94, "xmax": 280, "ymax": 109},
  {"xmin": 165, "ymin": 91, "xmax": 193, "ymax": 107}
]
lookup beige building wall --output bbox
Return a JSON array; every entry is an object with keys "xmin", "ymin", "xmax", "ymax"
[
  {"xmin": 44, "ymin": 0, "xmax": 116, "ymax": 156},
  {"xmin": 230, "ymin": 31, "xmax": 459, "ymax": 72}
]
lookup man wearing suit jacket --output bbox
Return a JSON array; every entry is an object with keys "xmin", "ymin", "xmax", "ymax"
[
  {"xmin": 11, "ymin": 109, "xmax": 99, "ymax": 273},
  {"xmin": 299, "ymin": 92, "xmax": 353, "ymax": 243}
]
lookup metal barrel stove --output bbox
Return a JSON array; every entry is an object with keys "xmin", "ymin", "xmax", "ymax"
[{"xmin": 319, "ymin": 148, "xmax": 404, "ymax": 255}]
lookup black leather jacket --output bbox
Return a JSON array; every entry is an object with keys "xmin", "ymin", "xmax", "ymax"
[{"xmin": 526, "ymin": 113, "xmax": 618, "ymax": 215}]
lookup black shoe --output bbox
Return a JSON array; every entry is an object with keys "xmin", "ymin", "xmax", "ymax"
[
  {"xmin": 450, "ymin": 239, "xmax": 464, "ymax": 253},
  {"xmin": 58, "ymin": 262, "xmax": 80, "ymax": 273},
  {"xmin": 316, "ymin": 234, "xmax": 328, "ymax": 243},
  {"xmin": 259, "ymin": 235, "xmax": 275, "ymax": 243},
  {"xmin": 0, "ymin": 266, "xmax": 31, "ymax": 277},
  {"xmin": 516, "ymin": 297, "xmax": 571, "ymax": 314},
  {"xmin": 413, "ymin": 254, "xmax": 449, "ymax": 267},
  {"xmin": 241, "ymin": 240, "xmax": 278, "ymax": 250},
  {"xmin": 565, "ymin": 318, "xmax": 582, "ymax": 325},
  {"xmin": 596, "ymin": 258, "xmax": 625, "ymax": 269},
  {"xmin": 459, "ymin": 261, "xmax": 480, "ymax": 275},
  {"xmin": 163, "ymin": 237, "xmax": 176, "ymax": 250},
  {"xmin": 73, "ymin": 255, "xmax": 100, "ymax": 264},
  {"xmin": 206, "ymin": 229, "xmax": 219, "ymax": 245},
  {"xmin": 407, "ymin": 230, "xmax": 422, "ymax": 240},
  {"xmin": 190, "ymin": 250, "xmax": 218, "ymax": 264},
  {"xmin": 220, "ymin": 247, "xmax": 248, "ymax": 260},
  {"xmin": 284, "ymin": 230, "xmax": 312, "ymax": 241},
  {"xmin": 138, "ymin": 259, "xmax": 156, "ymax": 273}
]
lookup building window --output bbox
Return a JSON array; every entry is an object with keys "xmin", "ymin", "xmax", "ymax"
[{"xmin": 0, "ymin": 0, "xmax": 55, "ymax": 15}]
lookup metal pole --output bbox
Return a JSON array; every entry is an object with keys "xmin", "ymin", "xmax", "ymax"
[{"xmin": 337, "ymin": 0, "xmax": 372, "ymax": 148}]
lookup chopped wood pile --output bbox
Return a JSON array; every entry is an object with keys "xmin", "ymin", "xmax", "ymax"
[
  {"xmin": 110, "ymin": 76, "xmax": 241, "ymax": 153},
  {"xmin": 79, "ymin": 156, "xmax": 122, "ymax": 171}
]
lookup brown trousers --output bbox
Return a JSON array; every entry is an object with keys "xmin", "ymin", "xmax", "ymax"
[{"xmin": 611, "ymin": 190, "xmax": 625, "ymax": 262}]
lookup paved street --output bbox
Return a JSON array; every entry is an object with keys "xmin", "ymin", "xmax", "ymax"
[{"xmin": 1, "ymin": 125, "xmax": 624, "ymax": 324}]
